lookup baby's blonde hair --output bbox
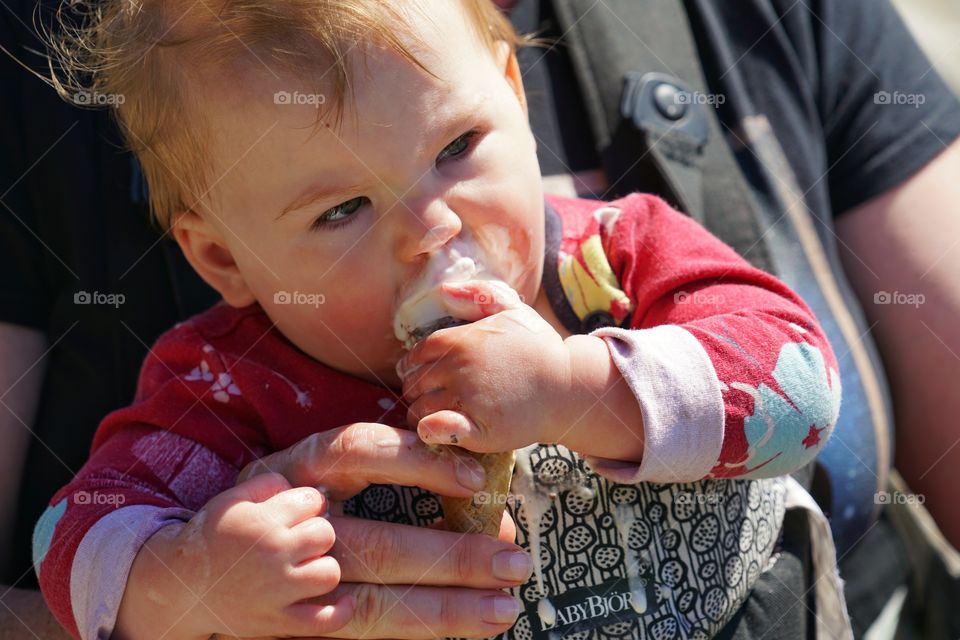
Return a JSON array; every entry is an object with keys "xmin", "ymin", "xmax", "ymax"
[{"xmin": 42, "ymin": 0, "xmax": 527, "ymax": 229}]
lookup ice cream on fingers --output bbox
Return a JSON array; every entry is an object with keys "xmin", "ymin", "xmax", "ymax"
[{"xmin": 394, "ymin": 235, "xmax": 519, "ymax": 536}]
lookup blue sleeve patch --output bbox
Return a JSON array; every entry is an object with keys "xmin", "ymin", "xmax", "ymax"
[
  {"xmin": 32, "ymin": 498, "xmax": 68, "ymax": 575},
  {"xmin": 737, "ymin": 342, "xmax": 842, "ymax": 477}
]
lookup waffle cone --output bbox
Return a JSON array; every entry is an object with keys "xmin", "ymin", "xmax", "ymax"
[{"xmin": 441, "ymin": 450, "xmax": 516, "ymax": 537}]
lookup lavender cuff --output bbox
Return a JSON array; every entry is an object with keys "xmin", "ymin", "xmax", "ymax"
[
  {"xmin": 70, "ymin": 505, "xmax": 194, "ymax": 640},
  {"xmin": 585, "ymin": 325, "xmax": 725, "ymax": 483}
]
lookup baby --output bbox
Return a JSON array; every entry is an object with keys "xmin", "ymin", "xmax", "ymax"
[{"xmin": 31, "ymin": 1, "xmax": 843, "ymax": 639}]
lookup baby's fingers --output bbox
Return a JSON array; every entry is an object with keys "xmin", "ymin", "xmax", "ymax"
[
  {"xmin": 289, "ymin": 555, "xmax": 342, "ymax": 598},
  {"xmin": 263, "ymin": 486, "xmax": 328, "ymax": 527},
  {"xmin": 290, "ymin": 516, "xmax": 337, "ymax": 562},
  {"xmin": 440, "ymin": 280, "xmax": 524, "ymax": 319},
  {"xmin": 497, "ymin": 509, "xmax": 517, "ymax": 543}
]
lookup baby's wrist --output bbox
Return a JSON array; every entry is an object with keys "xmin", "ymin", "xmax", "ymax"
[
  {"xmin": 553, "ymin": 334, "xmax": 615, "ymax": 449},
  {"xmin": 168, "ymin": 518, "xmax": 225, "ymax": 639},
  {"xmin": 556, "ymin": 333, "xmax": 646, "ymax": 462},
  {"xmin": 115, "ymin": 521, "xmax": 213, "ymax": 640}
]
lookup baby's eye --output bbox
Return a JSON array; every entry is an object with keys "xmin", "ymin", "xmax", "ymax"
[
  {"xmin": 436, "ymin": 130, "xmax": 480, "ymax": 164},
  {"xmin": 310, "ymin": 196, "xmax": 367, "ymax": 231}
]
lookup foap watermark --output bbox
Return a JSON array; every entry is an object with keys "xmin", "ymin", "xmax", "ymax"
[
  {"xmin": 472, "ymin": 491, "xmax": 524, "ymax": 507},
  {"xmin": 74, "ymin": 290, "xmax": 125, "ymax": 308},
  {"xmin": 72, "ymin": 90, "xmax": 126, "ymax": 106},
  {"xmin": 875, "ymin": 491, "xmax": 925, "ymax": 506},
  {"xmin": 874, "ymin": 91, "xmax": 926, "ymax": 108},
  {"xmin": 73, "ymin": 490, "xmax": 126, "ymax": 507},
  {"xmin": 675, "ymin": 90, "xmax": 726, "ymax": 106},
  {"xmin": 274, "ymin": 290, "xmax": 326, "ymax": 308},
  {"xmin": 874, "ymin": 291, "xmax": 925, "ymax": 308},
  {"xmin": 674, "ymin": 290, "xmax": 726, "ymax": 305},
  {"xmin": 274, "ymin": 91, "xmax": 326, "ymax": 107},
  {"xmin": 676, "ymin": 490, "xmax": 725, "ymax": 506}
]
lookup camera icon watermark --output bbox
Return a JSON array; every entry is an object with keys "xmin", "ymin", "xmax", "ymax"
[
  {"xmin": 274, "ymin": 290, "xmax": 326, "ymax": 308},
  {"xmin": 472, "ymin": 283, "xmax": 524, "ymax": 307},
  {"xmin": 274, "ymin": 91, "xmax": 327, "ymax": 107},
  {"xmin": 674, "ymin": 290, "xmax": 726, "ymax": 305},
  {"xmin": 874, "ymin": 91, "xmax": 926, "ymax": 108},
  {"xmin": 72, "ymin": 90, "xmax": 126, "ymax": 106},
  {"xmin": 74, "ymin": 290, "xmax": 125, "ymax": 308},
  {"xmin": 873, "ymin": 291, "xmax": 925, "ymax": 308},
  {"xmin": 73, "ymin": 490, "xmax": 126, "ymax": 507},
  {"xmin": 875, "ymin": 491, "xmax": 924, "ymax": 506}
]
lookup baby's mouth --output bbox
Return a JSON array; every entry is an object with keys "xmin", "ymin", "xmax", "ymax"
[
  {"xmin": 393, "ymin": 243, "xmax": 483, "ymax": 349},
  {"xmin": 392, "ymin": 232, "xmax": 514, "ymax": 350}
]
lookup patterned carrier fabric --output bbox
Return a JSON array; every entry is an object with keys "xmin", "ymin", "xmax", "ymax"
[{"xmin": 345, "ymin": 445, "xmax": 786, "ymax": 640}]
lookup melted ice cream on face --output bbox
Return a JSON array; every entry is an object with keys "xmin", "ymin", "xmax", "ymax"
[
  {"xmin": 392, "ymin": 225, "xmax": 525, "ymax": 348},
  {"xmin": 393, "ymin": 244, "xmax": 486, "ymax": 348}
]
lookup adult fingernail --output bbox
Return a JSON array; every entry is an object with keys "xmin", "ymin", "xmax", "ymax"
[
  {"xmin": 456, "ymin": 458, "xmax": 486, "ymax": 491},
  {"xmin": 492, "ymin": 550, "xmax": 533, "ymax": 581},
  {"xmin": 480, "ymin": 595, "xmax": 521, "ymax": 624}
]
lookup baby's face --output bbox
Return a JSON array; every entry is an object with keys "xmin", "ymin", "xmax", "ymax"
[{"xmin": 184, "ymin": 0, "xmax": 544, "ymax": 388}]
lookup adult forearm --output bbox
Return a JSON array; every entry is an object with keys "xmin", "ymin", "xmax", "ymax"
[
  {"xmin": 836, "ymin": 138, "xmax": 960, "ymax": 548},
  {"xmin": 0, "ymin": 586, "xmax": 72, "ymax": 640}
]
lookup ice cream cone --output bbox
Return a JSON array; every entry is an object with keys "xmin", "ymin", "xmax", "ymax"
[
  {"xmin": 440, "ymin": 450, "xmax": 516, "ymax": 536},
  {"xmin": 405, "ymin": 316, "xmax": 516, "ymax": 537},
  {"xmin": 394, "ymin": 241, "xmax": 523, "ymax": 538}
]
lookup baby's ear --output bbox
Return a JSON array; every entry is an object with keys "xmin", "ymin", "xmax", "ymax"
[
  {"xmin": 171, "ymin": 209, "xmax": 257, "ymax": 308},
  {"xmin": 496, "ymin": 40, "xmax": 528, "ymax": 116}
]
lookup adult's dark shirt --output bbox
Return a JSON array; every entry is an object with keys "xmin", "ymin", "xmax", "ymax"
[
  {"xmin": 2, "ymin": 2, "xmax": 958, "ymax": 625},
  {"xmin": 0, "ymin": 1, "xmax": 219, "ymax": 588}
]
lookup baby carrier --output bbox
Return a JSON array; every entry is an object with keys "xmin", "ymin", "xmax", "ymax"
[{"xmin": 548, "ymin": 1, "xmax": 959, "ymax": 638}]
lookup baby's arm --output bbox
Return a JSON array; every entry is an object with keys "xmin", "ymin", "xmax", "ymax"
[
  {"xmin": 34, "ymin": 426, "xmax": 230, "ymax": 639},
  {"xmin": 32, "ymin": 323, "xmax": 348, "ymax": 640},
  {"xmin": 556, "ymin": 194, "xmax": 841, "ymax": 483},
  {"xmin": 112, "ymin": 468, "xmax": 348, "ymax": 640},
  {"xmin": 35, "ymin": 427, "xmax": 347, "ymax": 640}
]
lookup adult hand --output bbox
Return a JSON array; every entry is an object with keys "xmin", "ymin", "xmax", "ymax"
[
  {"xmin": 237, "ymin": 423, "xmax": 532, "ymax": 638},
  {"xmin": 238, "ymin": 422, "xmax": 493, "ymax": 501}
]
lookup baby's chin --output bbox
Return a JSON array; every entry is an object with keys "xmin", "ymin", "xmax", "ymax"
[{"xmin": 335, "ymin": 344, "xmax": 407, "ymax": 389}]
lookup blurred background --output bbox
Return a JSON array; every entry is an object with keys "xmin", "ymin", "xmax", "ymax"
[{"xmin": 894, "ymin": 0, "xmax": 960, "ymax": 95}]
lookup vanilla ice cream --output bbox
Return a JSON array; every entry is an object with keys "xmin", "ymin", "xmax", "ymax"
[{"xmin": 393, "ymin": 225, "xmax": 523, "ymax": 349}]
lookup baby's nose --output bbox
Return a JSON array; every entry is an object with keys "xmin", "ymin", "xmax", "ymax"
[
  {"xmin": 402, "ymin": 198, "xmax": 463, "ymax": 258},
  {"xmin": 417, "ymin": 222, "xmax": 460, "ymax": 254}
]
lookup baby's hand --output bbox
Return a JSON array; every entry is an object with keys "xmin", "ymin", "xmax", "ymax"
[
  {"xmin": 174, "ymin": 473, "xmax": 353, "ymax": 638},
  {"xmin": 399, "ymin": 280, "xmax": 573, "ymax": 452}
]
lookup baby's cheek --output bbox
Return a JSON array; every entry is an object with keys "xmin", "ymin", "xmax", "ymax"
[
  {"xmin": 507, "ymin": 224, "xmax": 534, "ymax": 270},
  {"xmin": 327, "ymin": 295, "xmax": 397, "ymax": 349}
]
